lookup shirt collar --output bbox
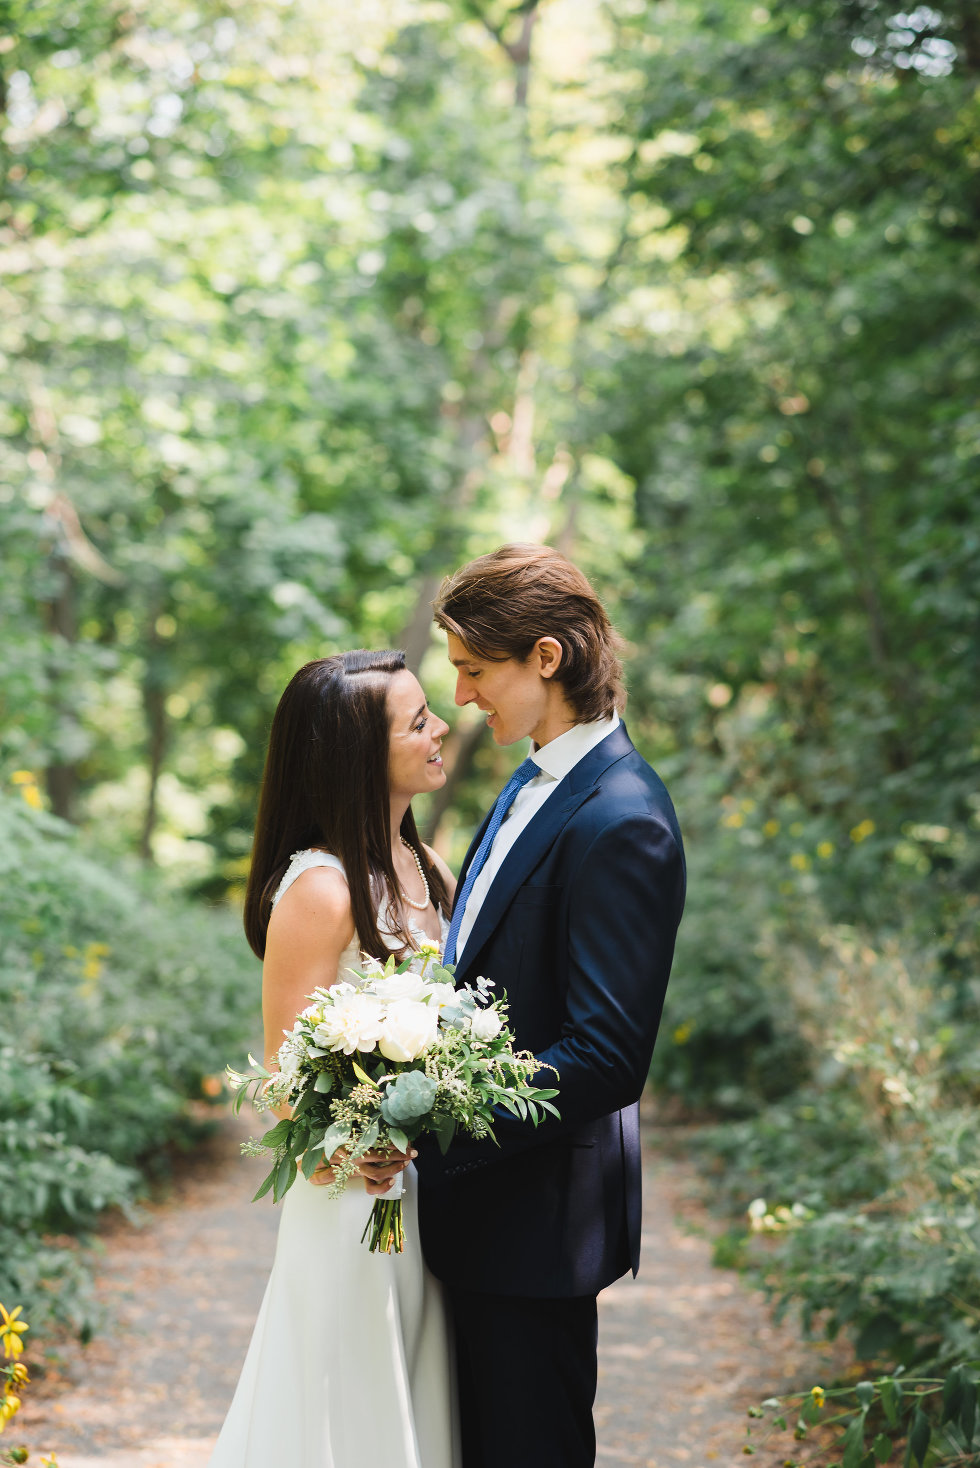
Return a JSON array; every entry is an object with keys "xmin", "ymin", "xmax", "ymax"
[{"xmin": 530, "ymin": 711, "xmax": 621, "ymax": 783}]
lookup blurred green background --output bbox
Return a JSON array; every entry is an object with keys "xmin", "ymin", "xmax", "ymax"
[{"xmin": 2, "ymin": 0, "xmax": 979, "ymax": 1409}]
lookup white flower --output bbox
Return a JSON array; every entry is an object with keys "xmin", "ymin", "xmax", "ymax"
[
  {"xmin": 422, "ymin": 982, "xmax": 460, "ymax": 1010},
  {"xmin": 371, "ymin": 972, "xmax": 429, "ymax": 1002},
  {"xmin": 313, "ymin": 992, "xmax": 385, "ymax": 1055},
  {"xmin": 378, "ymin": 998, "xmax": 440, "ymax": 1063},
  {"xmin": 470, "ymin": 1007, "xmax": 503, "ymax": 1042}
]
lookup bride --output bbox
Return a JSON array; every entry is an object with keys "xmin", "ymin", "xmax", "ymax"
[{"xmin": 209, "ymin": 650, "xmax": 459, "ymax": 1468}]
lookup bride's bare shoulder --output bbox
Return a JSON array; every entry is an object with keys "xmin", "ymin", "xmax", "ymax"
[{"xmin": 267, "ymin": 863, "xmax": 355, "ymax": 955}]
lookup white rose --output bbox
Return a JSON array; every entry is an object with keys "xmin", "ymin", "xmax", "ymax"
[
  {"xmin": 371, "ymin": 972, "xmax": 429, "ymax": 1002},
  {"xmin": 313, "ymin": 992, "xmax": 385, "ymax": 1055},
  {"xmin": 423, "ymin": 982, "xmax": 460, "ymax": 1010},
  {"xmin": 378, "ymin": 998, "xmax": 440, "ymax": 1063},
  {"xmin": 470, "ymin": 1007, "xmax": 503, "ymax": 1042}
]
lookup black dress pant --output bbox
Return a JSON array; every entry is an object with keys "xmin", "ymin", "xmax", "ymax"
[{"xmin": 448, "ymin": 1286, "xmax": 599, "ymax": 1468}]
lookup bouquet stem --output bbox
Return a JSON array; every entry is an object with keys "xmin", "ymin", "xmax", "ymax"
[{"xmin": 362, "ymin": 1197, "xmax": 405, "ymax": 1254}]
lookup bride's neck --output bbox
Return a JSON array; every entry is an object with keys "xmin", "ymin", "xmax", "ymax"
[{"xmin": 389, "ymin": 797, "xmax": 412, "ymax": 857}]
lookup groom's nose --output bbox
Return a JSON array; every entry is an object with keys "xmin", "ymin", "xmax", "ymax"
[{"xmin": 454, "ymin": 673, "xmax": 474, "ymax": 706}]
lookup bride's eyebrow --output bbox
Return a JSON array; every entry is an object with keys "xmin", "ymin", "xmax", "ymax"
[{"xmin": 408, "ymin": 702, "xmax": 427, "ymax": 726}]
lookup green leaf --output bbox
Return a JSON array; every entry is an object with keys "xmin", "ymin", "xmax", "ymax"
[
  {"xmin": 904, "ymin": 1409, "xmax": 930, "ymax": 1468},
  {"xmin": 430, "ymin": 1110, "xmax": 456, "ymax": 1155},
  {"xmin": 301, "ymin": 1148, "xmax": 323, "ymax": 1180},
  {"xmin": 288, "ymin": 1123, "xmax": 309, "ymax": 1158},
  {"xmin": 251, "ymin": 1162, "xmax": 277, "ymax": 1201},
  {"xmin": 856, "ymin": 1382, "xmax": 875, "ymax": 1412},
  {"xmin": 872, "ymin": 1434, "xmax": 892, "ymax": 1463},
  {"xmin": 314, "ymin": 1070, "xmax": 334, "ymax": 1093},
  {"xmin": 960, "ymin": 1379, "xmax": 977, "ymax": 1450},
  {"xmin": 941, "ymin": 1365, "xmax": 964, "ymax": 1424},
  {"xmin": 388, "ymin": 1125, "xmax": 410, "ymax": 1152},
  {"xmin": 317, "ymin": 1122, "xmax": 351, "ymax": 1159},
  {"xmin": 352, "ymin": 1059, "xmax": 375, "ymax": 1086},
  {"xmin": 359, "ymin": 1120, "xmax": 379, "ymax": 1153},
  {"xmin": 842, "ymin": 1413, "xmax": 867, "ymax": 1468},
  {"xmin": 272, "ymin": 1150, "xmax": 296, "ymax": 1202},
  {"xmin": 260, "ymin": 1117, "xmax": 292, "ymax": 1148},
  {"xmin": 879, "ymin": 1379, "xmax": 903, "ymax": 1429}
]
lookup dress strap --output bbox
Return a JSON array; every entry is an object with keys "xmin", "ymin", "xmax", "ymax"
[{"xmin": 271, "ymin": 849, "xmax": 347, "ymax": 910}]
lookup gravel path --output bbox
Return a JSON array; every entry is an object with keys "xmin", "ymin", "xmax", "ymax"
[{"xmin": 16, "ymin": 1103, "xmax": 844, "ymax": 1468}]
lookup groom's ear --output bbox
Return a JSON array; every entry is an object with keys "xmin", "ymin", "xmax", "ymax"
[{"xmin": 533, "ymin": 637, "xmax": 564, "ymax": 680}]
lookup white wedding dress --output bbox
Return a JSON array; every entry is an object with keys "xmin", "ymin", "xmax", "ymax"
[{"xmin": 209, "ymin": 850, "xmax": 459, "ymax": 1468}]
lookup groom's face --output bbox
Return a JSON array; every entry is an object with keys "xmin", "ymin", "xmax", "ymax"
[{"xmin": 446, "ymin": 631, "xmax": 555, "ymax": 748}]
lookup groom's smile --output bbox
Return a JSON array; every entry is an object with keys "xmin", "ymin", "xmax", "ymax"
[{"xmin": 445, "ymin": 631, "xmax": 577, "ymax": 750}]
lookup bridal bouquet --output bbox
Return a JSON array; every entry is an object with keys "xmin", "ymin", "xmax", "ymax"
[{"xmin": 227, "ymin": 943, "xmax": 558, "ymax": 1253}]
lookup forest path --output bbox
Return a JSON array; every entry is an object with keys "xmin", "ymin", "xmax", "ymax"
[{"xmin": 17, "ymin": 1103, "xmax": 842, "ymax": 1468}]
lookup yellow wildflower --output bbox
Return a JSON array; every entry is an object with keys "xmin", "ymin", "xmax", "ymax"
[
  {"xmin": 790, "ymin": 852, "xmax": 811, "ymax": 872},
  {"xmin": 850, "ymin": 819, "xmax": 875, "ymax": 843},
  {"xmin": 0, "ymin": 1304, "xmax": 28, "ymax": 1361},
  {"xmin": 764, "ymin": 819, "xmax": 780, "ymax": 838},
  {"xmin": 816, "ymin": 841, "xmax": 834, "ymax": 859},
  {"xmin": 10, "ymin": 1364, "xmax": 28, "ymax": 1386},
  {"xmin": 810, "ymin": 1385, "xmax": 825, "ymax": 1407},
  {"xmin": 673, "ymin": 1022, "xmax": 694, "ymax": 1045}
]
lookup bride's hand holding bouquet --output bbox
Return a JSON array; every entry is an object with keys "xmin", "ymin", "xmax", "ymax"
[{"xmin": 228, "ymin": 940, "xmax": 558, "ymax": 1253}]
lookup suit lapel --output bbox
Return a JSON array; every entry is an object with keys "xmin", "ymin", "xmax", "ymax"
[{"xmin": 453, "ymin": 723, "xmax": 635, "ymax": 982}]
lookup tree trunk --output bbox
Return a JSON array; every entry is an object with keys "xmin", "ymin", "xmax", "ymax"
[{"xmin": 43, "ymin": 550, "xmax": 78, "ymax": 822}]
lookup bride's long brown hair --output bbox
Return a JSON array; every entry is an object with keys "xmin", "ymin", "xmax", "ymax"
[{"xmin": 243, "ymin": 651, "xmax": 449, "ymax": 961}]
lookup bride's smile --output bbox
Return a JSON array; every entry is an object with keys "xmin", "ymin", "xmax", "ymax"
[{"xmin": 386, "ymin": 669, "xmax": 450, "ymax": 800}]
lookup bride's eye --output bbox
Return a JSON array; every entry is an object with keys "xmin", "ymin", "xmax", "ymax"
[{"xmin": 414, "ymin": 716, "xmax": 428, "ymax": 732}]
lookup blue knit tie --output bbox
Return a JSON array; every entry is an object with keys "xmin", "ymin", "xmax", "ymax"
[{"xmin": 443, "ymin": 755, "xmax": 540, "ymax": 967}]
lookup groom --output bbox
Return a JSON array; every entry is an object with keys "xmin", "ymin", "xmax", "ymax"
[{"xmin": 416, "ymin": 543, "xmax": 686, "ymax": 1468}]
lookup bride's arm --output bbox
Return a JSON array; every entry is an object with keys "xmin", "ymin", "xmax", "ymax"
[
  {"xmin": 261, "ymin": 868, "xmax": 413, "ymax": 1193},
  {"xmin": 262, "ymin": 865, "xmax": 355, "ymax": 1094}
]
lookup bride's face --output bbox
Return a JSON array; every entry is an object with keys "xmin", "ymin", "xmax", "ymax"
[{"xmin": 387, "ymin": 670, "xmax": 449, "ymax": 799}]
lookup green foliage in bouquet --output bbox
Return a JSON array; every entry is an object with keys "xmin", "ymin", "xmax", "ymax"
[
  {"xmin": 229, "ymin": 946, "xmax": 559, "ymax": 1253},
  {"xmin": 0, "ymin": 793, "xmax": 257, "ymax": 1337}
]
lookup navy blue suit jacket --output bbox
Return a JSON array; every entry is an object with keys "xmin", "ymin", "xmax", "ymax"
[{"xmin": 416, "ymin": 722, "xmax": 685, "ymax": 1299}]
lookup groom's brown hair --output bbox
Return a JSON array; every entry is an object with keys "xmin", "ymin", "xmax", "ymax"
[{"xmin": 434, "ymin": 543, "xmax": 626, "ymax": 723}]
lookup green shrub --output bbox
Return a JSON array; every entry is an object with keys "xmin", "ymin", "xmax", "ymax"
[
  {"xmin": 692, "ymin": 927, "xmax": 980, "ymax": 1372},
  {"xmin": 0, "ymin": 792, "xmax": 257, "ymax": 1336}
]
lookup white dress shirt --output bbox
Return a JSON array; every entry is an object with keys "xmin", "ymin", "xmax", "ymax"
[{"xmin": 453, "ymin": 712, "xmax": 621, "ymax": 962}]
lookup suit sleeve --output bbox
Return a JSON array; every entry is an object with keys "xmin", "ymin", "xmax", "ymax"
[{"xmin": 419, "ymin": 809, "xmax": 685, "ymax": 1181}]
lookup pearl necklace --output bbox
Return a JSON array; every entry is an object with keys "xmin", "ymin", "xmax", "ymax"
[{"xmin": 398, "ymin": 837, "xmax": 430, "ymax": 911}]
